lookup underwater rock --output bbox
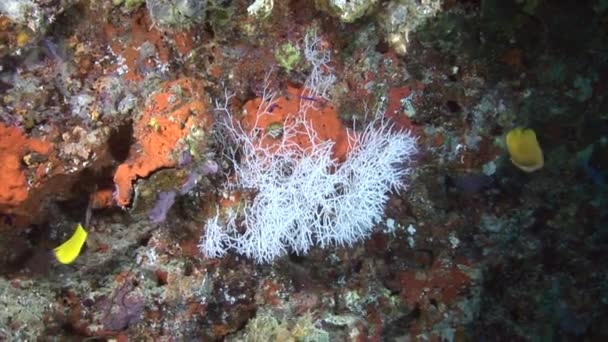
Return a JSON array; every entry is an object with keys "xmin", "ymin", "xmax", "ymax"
[
  {"xmin": 314, "ymin": 0, "xmax": 378, "ymax": 23},
  {"xmin": 146, "ymin": 0, "xmax": 207, "ymax": 29},
  {"xmin": 378, "ymin": 0, "xmax": 442, "ymax": 55}
]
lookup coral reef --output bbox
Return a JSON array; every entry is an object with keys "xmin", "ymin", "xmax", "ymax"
[{"xmin": 0, "ymin": 0, "xmax": 606, "ymax": 340}]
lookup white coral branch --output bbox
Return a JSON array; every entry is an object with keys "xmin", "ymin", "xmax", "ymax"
[{"xmin": 201, "ymin": 95, "xmax": 417, "ymax": 263}]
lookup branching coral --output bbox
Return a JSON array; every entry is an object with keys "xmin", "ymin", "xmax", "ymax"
[
  {"xmin": 301, "ymin": 30, "xmax": 337, "ymax": 110},
  {"xmin": 198, "ymin": 31, "xmax": 417, "ymax": 263},
  {"xmin": 200, "ymin": 89, "xmax": 416, "ymax": 263}
]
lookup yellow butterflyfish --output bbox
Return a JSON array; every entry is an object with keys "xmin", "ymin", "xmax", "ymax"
[
  {"xmin": 506, "ymin": 127, "xmax": 544, "ymax": 172},
  {"xmin": 53, "ymin": 224, "xmax": 88, "ymax": 264}
]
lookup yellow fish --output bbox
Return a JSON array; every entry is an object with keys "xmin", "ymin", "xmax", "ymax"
[
  {"xmin": 506, "ymin": 127, "xmax": 544, "ymax": 172},
  {"xmin": 53, "ymin": 224, "xmax": 88, "ymax": 264}
]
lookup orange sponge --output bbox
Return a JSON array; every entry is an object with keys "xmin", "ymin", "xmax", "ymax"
[
  {"xmin": 0, "ymin": 123, "xmax": 51, "ymax": 210},
  {"xmin": 242, "ymin": 85, "xmax": 350, "ymax": 161},
  {"xmin": 113, "ymin": 79, "xmax": 212, "ymax": 206}
]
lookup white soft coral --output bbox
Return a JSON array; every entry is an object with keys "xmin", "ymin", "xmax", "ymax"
[
  {"xmin": 199, "ymin": 31, "xmax": 417, "ymax": 263},
  {"xmin": 200, "ymin": 99, "xmax": 417, "ymax": 263}
]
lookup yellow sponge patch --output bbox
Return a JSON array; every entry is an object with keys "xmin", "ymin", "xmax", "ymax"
[
  {"xmin": 53, "ymin": 224, "xmax": 88, "ymax": 264},
  {"xmin": 506, "ymin": 127, "xmax": 544, "ymax": 172}
]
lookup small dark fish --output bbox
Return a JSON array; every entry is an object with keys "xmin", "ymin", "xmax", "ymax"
[
  {"xmin": 583, "ymin": 163, "xmax": 605, "ymax": 186},
  {"xmin": 448, "ymin": 173, "xmax": 493, "ymax": 195}
]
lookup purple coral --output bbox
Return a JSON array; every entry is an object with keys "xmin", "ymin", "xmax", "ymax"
[
  {"xmin": 148, "ymin": 191, "xmax": 176, "ymax": 223},
  {"xmin": 148, "ymin": 160, "xmax": 219, "ymax": 223},
  {"xmin": 99, "ymin": 282, "xmax": 145, "ymax": 331}
]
